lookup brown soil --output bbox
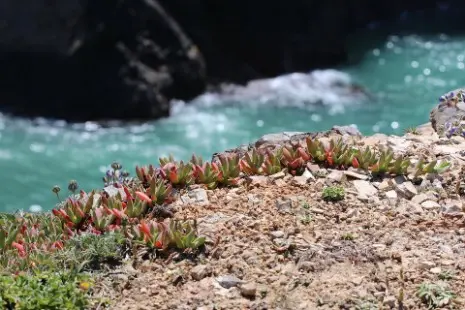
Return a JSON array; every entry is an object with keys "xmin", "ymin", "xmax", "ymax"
[{"xmin": 91, "ymin": 125, "xmax": 465, "ymax": 310}]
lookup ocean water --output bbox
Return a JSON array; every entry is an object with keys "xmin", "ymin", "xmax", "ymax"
[{"xmin": 2, "ymin": 9, "xmax": 465, "ymax": 213}]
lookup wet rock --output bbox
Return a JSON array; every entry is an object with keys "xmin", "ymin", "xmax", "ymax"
[{"xmin": 215, "ymin": 275, "xmax": 244, "ymax": 289}]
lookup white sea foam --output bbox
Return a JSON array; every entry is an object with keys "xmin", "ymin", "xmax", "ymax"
[{"xmin": 172, "ymin": 69, "xmax": 368, "ymax": 115}]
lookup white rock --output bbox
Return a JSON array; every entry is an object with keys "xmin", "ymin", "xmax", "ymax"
[
  {"xmin": 344, "ymin": 170, "xmax": 369, "ymax": 180},
  {"xmin": 269, "ymin": 171, "xmax": 285, "ymax": 180},
  {"xmin": 421, "ymin": 200, "xmax": 441, "ymax": 210},
  {"xmin": 302, "ymin": 169, "xmax": 315, "ymax": 180},
  {"xmin": 326, "ymin": 170, "xmax": 345, "ymax": 182},
  {"xmin": 181, "ymin": 188, "xmax": 209, "ymax": 206},
  {"xmin": 292, "ymin": 176, "xmax": 308, "ymax": 186},
  {"xmin": 385, "ymin": 190, "xmax": 398, "ymax": 200},
  {"xmin": 353, "ymin": 180, "xmax": 378, "ymax": 200},
  {"xmin": 412, "ymin": 193, "xmax": 429, "ymax": 204},
  {"xmin": 378, "ymin": 180, "xmax": 392, "ymax": 191}
]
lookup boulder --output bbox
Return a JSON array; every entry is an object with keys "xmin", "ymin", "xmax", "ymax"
[
  {"xmin": 0, "ymin": 0, "xmax": 206, "ymax": 121},
  {"xmin": 430, "ymin": 87, "xmax": 465, "ymax": 136}
]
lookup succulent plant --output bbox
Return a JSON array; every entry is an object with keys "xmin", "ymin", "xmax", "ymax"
[
  {"xmin": 239, "ymin": 148, "xmax": 265, "ymax": 175},
  {"xmin": 135, "ymin": 165, "xmax": 157, "ymax": 185},
  {"xmin": 262, "ymin": 149, "xmax": 283, "ymax": 175},
  {"xmin": 217, "ymin": 154, "xmax": 240, "ymax": 186},
  {"xmin": 168, "ymin": 220, "xmax": 205, "ymax": 251},
  {"xmin": 305, "ymin": 137, "xmax": 326, "ymax": 162},
  {"xmin": 414, "ymin": 159, "xmax": 451, "ymax": 177},
  {"xmin": 147, "ymin": 177, "xmax": 173, "ymax": 205},
  {"xmin": 326, "ymin": 138, "xmax": 356, "ymax": 168},
  {"xmin": 159, "ymin": 160, "xmax": 194, "ymax": 187},
  {"xmin": 193, "ymin": 162, "xmax": 220, "ymax": 189},
  {"xmin": 281, "ymin": 143, "xmax": 309, "ymax": 175},
  {"xmin": 131, "ymin": 220, "xmax": 166, "ymax": 249},
  {"xmin": 353, "ymin": 146, "xmax": 377, "ymax": 171}
]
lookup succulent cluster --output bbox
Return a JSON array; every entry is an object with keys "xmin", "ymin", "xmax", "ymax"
[
  {"xmin": 0, "ymin": 136, "xmax": 450, "ymax": 275},
  {"xmin": 238, "ymin": 137, "xmax": 443, "ymax": 177}
]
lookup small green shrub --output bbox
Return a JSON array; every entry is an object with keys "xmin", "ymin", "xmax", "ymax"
[
  {"xmin": 52, "ymin": 231, "xmax": 127, "ymax": 272},
  {"xmin": 322, "ymin": 186, "xmax": 345, "ymax": 201},
  {"xmin": 417, "ymin": 282, "xmax": 455, "ymax": 309},
  {"xmin": 0, "ymin": 269, "xmax": 91, "ymax": 310}
]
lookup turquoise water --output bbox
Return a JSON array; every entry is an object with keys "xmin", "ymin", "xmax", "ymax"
[{"xmin": 2, "ymin": 11, "xmax": 465, "ymax": 213}]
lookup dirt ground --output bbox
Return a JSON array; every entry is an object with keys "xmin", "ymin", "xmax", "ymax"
[{"xmin": 92, "ymin": 125, "xmax": 465, "ymax": 310}]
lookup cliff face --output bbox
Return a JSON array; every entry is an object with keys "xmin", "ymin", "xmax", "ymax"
[{"xmin": 0, "ymin": 0, "xmax": 458, "ymax": 121}]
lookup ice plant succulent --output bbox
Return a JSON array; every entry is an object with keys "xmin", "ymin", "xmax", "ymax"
[
  {"xmin": 281, "ymin": 143, "xmax": 309, "ymax": 175},
  {"xmin": 52, "ymin": 192, "xmax": 95, "ymax": 231},
  {"xmin": 131, "ymin": 220, "xmax": 166, "ymax": 249},
  {"xmin": 158, "ymin": 159, "xmax": 195, "ymax": 187},
  {"xmin": 216, "ymin": 154, "xmax": 240, "ymax": 186},
  {"xmin": 192, "ymin": 162, "xmax": 220, "ymax": 189},
  {"xmin": 146, "ymin": 176, "xmax": 173, "ymax": 205},
  {"xmin": 414, "ymin": 159, "xmax": 451, "ymax": 177},
  {"xmin": 240, "ymin": 148, "xmax": 265, "ymax": 175},
  {"xmin": 168, "ymin": 219, "xmax": 205, "ymax": 251},
  {"xmin": 325, "ymin": 138, "xmax": 356, "ymax": 168},
  {"xmin": 262, "ymin": 149, "xmax": 283, "ymax": 175},
  {"xmin": 135, "ymin": 164, "xmax": 157, "ymax": 185},
  {"xmin": 305, "ymin": 137, "xmax": 326, "ymax": 163}
]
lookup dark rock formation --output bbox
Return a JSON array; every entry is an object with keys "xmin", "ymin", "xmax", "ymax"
[
  {"xmin": 0, "ymin": 0, "xmax": 206, "ymax": 121},
  {"xmin": 0, "ymin": 0, "xmax": 461, "ymax": 121}
]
